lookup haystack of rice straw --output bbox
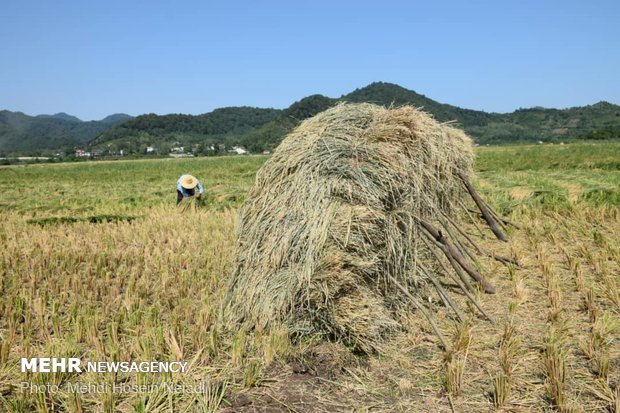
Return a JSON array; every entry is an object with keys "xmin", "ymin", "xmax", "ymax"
[{"xmin": 226, "ymin": 103, "xmax": 508, "ymax": 352}]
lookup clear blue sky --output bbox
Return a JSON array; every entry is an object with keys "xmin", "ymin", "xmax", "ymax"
[{"xmin": 1, "ymin": 0, "xmax": 618, "ymax": 120}]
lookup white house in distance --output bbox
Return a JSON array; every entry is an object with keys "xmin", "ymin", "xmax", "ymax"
[
  {"xmin": 146, "ymin": 146, "xmax": 155, "ymax": 153},
  {"xmin": 231, "ymin": 145, "xmax": 249, "ymax": 155}
]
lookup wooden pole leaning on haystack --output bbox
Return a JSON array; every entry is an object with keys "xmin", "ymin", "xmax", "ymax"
[
  {"xmin": 417, "ymin": 219, "xmax": 496, "ymax": 294},
  {"xmin": 458, "ymin": 172, "xmax": 508, "ymax": 242},
  {"xmin": 225, "ymin": 103, "xmax": 518, "ymax": 353},
  {"xmin": 439, "ymin": 211, "xmax": 519, "ymax": 267}
]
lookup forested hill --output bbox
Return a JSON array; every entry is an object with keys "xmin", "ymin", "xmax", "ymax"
[
  {"xmin": 0, "ymin": 111, "xmax": 132, "ymax": 154},
  {"xmin": 343, "ymin": 82, "xmax": 493, "ymax": 127},
  {"xmin": 89, "ymin": 107, "xmax": 280, "ymax": 155},
  {"xmin": 2, "ymin": 82, "xmax": 619, "ymax": 155},
  {"xmin": 342, "ymin": 83, "xmax": 620, "ymax": 143},
  {"xmin": 92, "ymin": 82, "xmax": 620, "ymax": 154}
]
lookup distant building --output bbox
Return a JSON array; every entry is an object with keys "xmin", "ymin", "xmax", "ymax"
[
  {"xmin": 91, "ymin": 149, "xmax": 103, "ymax": 158},
  {"xmin": 75, "ymin": 149, "xmax": 90, "ymax": 157},
  {"xmin": 231, "ymin": 145, "xmax": 248, "ymax": 155},
  {"xmin": 146, "ymin": 146, "xmax": 155, "ymax": 153},
  {"xmin": 171, "ymin": 146, "xmax": 185, "ymax": 153}
]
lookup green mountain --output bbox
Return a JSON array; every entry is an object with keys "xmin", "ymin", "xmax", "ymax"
[
  {"xmin": 342, "ymin": 83, "xmax": 620, "ymax": 143},
  {"xmin": 90, "ymin": 98, "xmax": 337, "ymax": 155},
  {"xmin": 89, "ymin": 107, "xmax": 280, "ymax": 155},
  {"xmin": 100, "ymin": 113, "xmax": 133, "ymax": 124},
  {"xmin": 2, "ymin": 82, "xmax": 619, "ymax": 156},
  {"xmin": 343, "ymin": 82, "xmax": 493, "ymax": 127},
  {"xmin": 238, "ymin": 95, "xmax": 337, "ymax": 152},
  {"xmin": 36, "ymin": 112, "xmax": 82, "ymax": 122},
  {"xmin": 240, "ymin": 82, "xmax": 620, "ymax": 150},
  {"xmin": 0, "ymin": 110, "xmax": 132, "ymax": 155},
  {"xmin": 469, "ymin": 101, "xmax": 620, "ymax": 143}
]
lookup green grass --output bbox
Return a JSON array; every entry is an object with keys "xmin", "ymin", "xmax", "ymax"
[
  {"xmin": 474, "ymin": 141, "xmax": 620, "ymax": 214},
  {"xmin": 0, "ymin": 155, "xmax": 268, "ymax": 216},
  {"xmin": 475, "ymin": 140, "xmax": 620, "ymax": 172}
]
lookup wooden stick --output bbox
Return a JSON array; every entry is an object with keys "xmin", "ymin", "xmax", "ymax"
[
  {"xmin": 425, "ymin": 233, "xmax": 474, "ymax": 293},
  {"xmin": 388, "ymin": 275, "xmax": 450, "ymax": 350},
  {"xmin": 490, "ymin": 253, "xmax": 520, "ymax": 267},
  {"xmin": 422, "ymin": 236, "xmax": 473, "ymax": 293},
  {"xmin": 458, "ymin": 200, "xmax": 487, "ymax": 237},
  {"xmin": 435, "ymin": 287, "xmax": 453, "ymax": 310},
  {"xmin": 467, "ymin": 206, "xmax": 521, "ymax": 232},
  {"xmin": 418, "ymin": 219, "xmax": 496, "ymax": 294},
  {"xmin": 442, "ymin": 211, "xmax": 485, "ymax": 254},
  {"xmin": 458, "ymin": 173, "xmax": 508, "ymax": 242},
  {"xmin": 421, "ymin": 238, "xmax": 495, "ymax": 322},
  {"xmin": 489, "ymin": 208, "xmax": 509, "ymax": 231},
  {"xmin": 442, "ymin": 212, "xmax": 520, "ymax": 267},
  {"xmin": 419, "ymin": 265, "xmax": 465, "ymax": 323},
  {"xmin": 438, "ymin": 214, "xmax": 480, "ymax": 266},
  {"xmin": 480, "ymin": 197, "xmax": 521, "ymax": 229}
]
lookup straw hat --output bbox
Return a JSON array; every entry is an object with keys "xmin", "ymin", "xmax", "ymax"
[{"xmin": 179, "ymin": 174, "xmax": 198, "ymax": 189}]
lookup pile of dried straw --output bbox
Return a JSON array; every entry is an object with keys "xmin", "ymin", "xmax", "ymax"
[{"xmin": 226, "ymin": 103, "xmax": 512, "ymax": 351}]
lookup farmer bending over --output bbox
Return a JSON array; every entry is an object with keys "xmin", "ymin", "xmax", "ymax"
[{"xmin": 176, "ymin": 174, "xmax": 204, "ymax": 205}]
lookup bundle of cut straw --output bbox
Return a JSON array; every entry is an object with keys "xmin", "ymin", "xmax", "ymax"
[{"xmin": 178, "ymin": 196, "xmax": 198, "ymax": 213}]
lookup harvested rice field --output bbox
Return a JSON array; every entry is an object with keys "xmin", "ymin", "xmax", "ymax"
[{"xmin": 0, "ymin": 140, "xmax": 619, "ymax": 412}]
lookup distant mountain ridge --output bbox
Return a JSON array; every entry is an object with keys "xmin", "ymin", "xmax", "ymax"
[
  {"xmin": 91, "ymin": 82, "xmax": 620, "ymax": 154},
  {"xmin": 100, "ymin": 114, "xmax": 133, "ymax": 124},
  {"xmin": 88, "ymin": 107, "xmax": 280, "ymax": 155},
  {"xmin": 344, "ymin": 83, "xmax": 494, "ymax": 127},
  {"xmin": 36, "ymin": 112, "xmax": 82, "ymax": 122},
  {"xmin": 1, "ymin": 82, "xmax": 619, "ymax": 155},
  {"xmin": 0, "ymin": 110, "xmax": 133, "ymax": 154}
]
